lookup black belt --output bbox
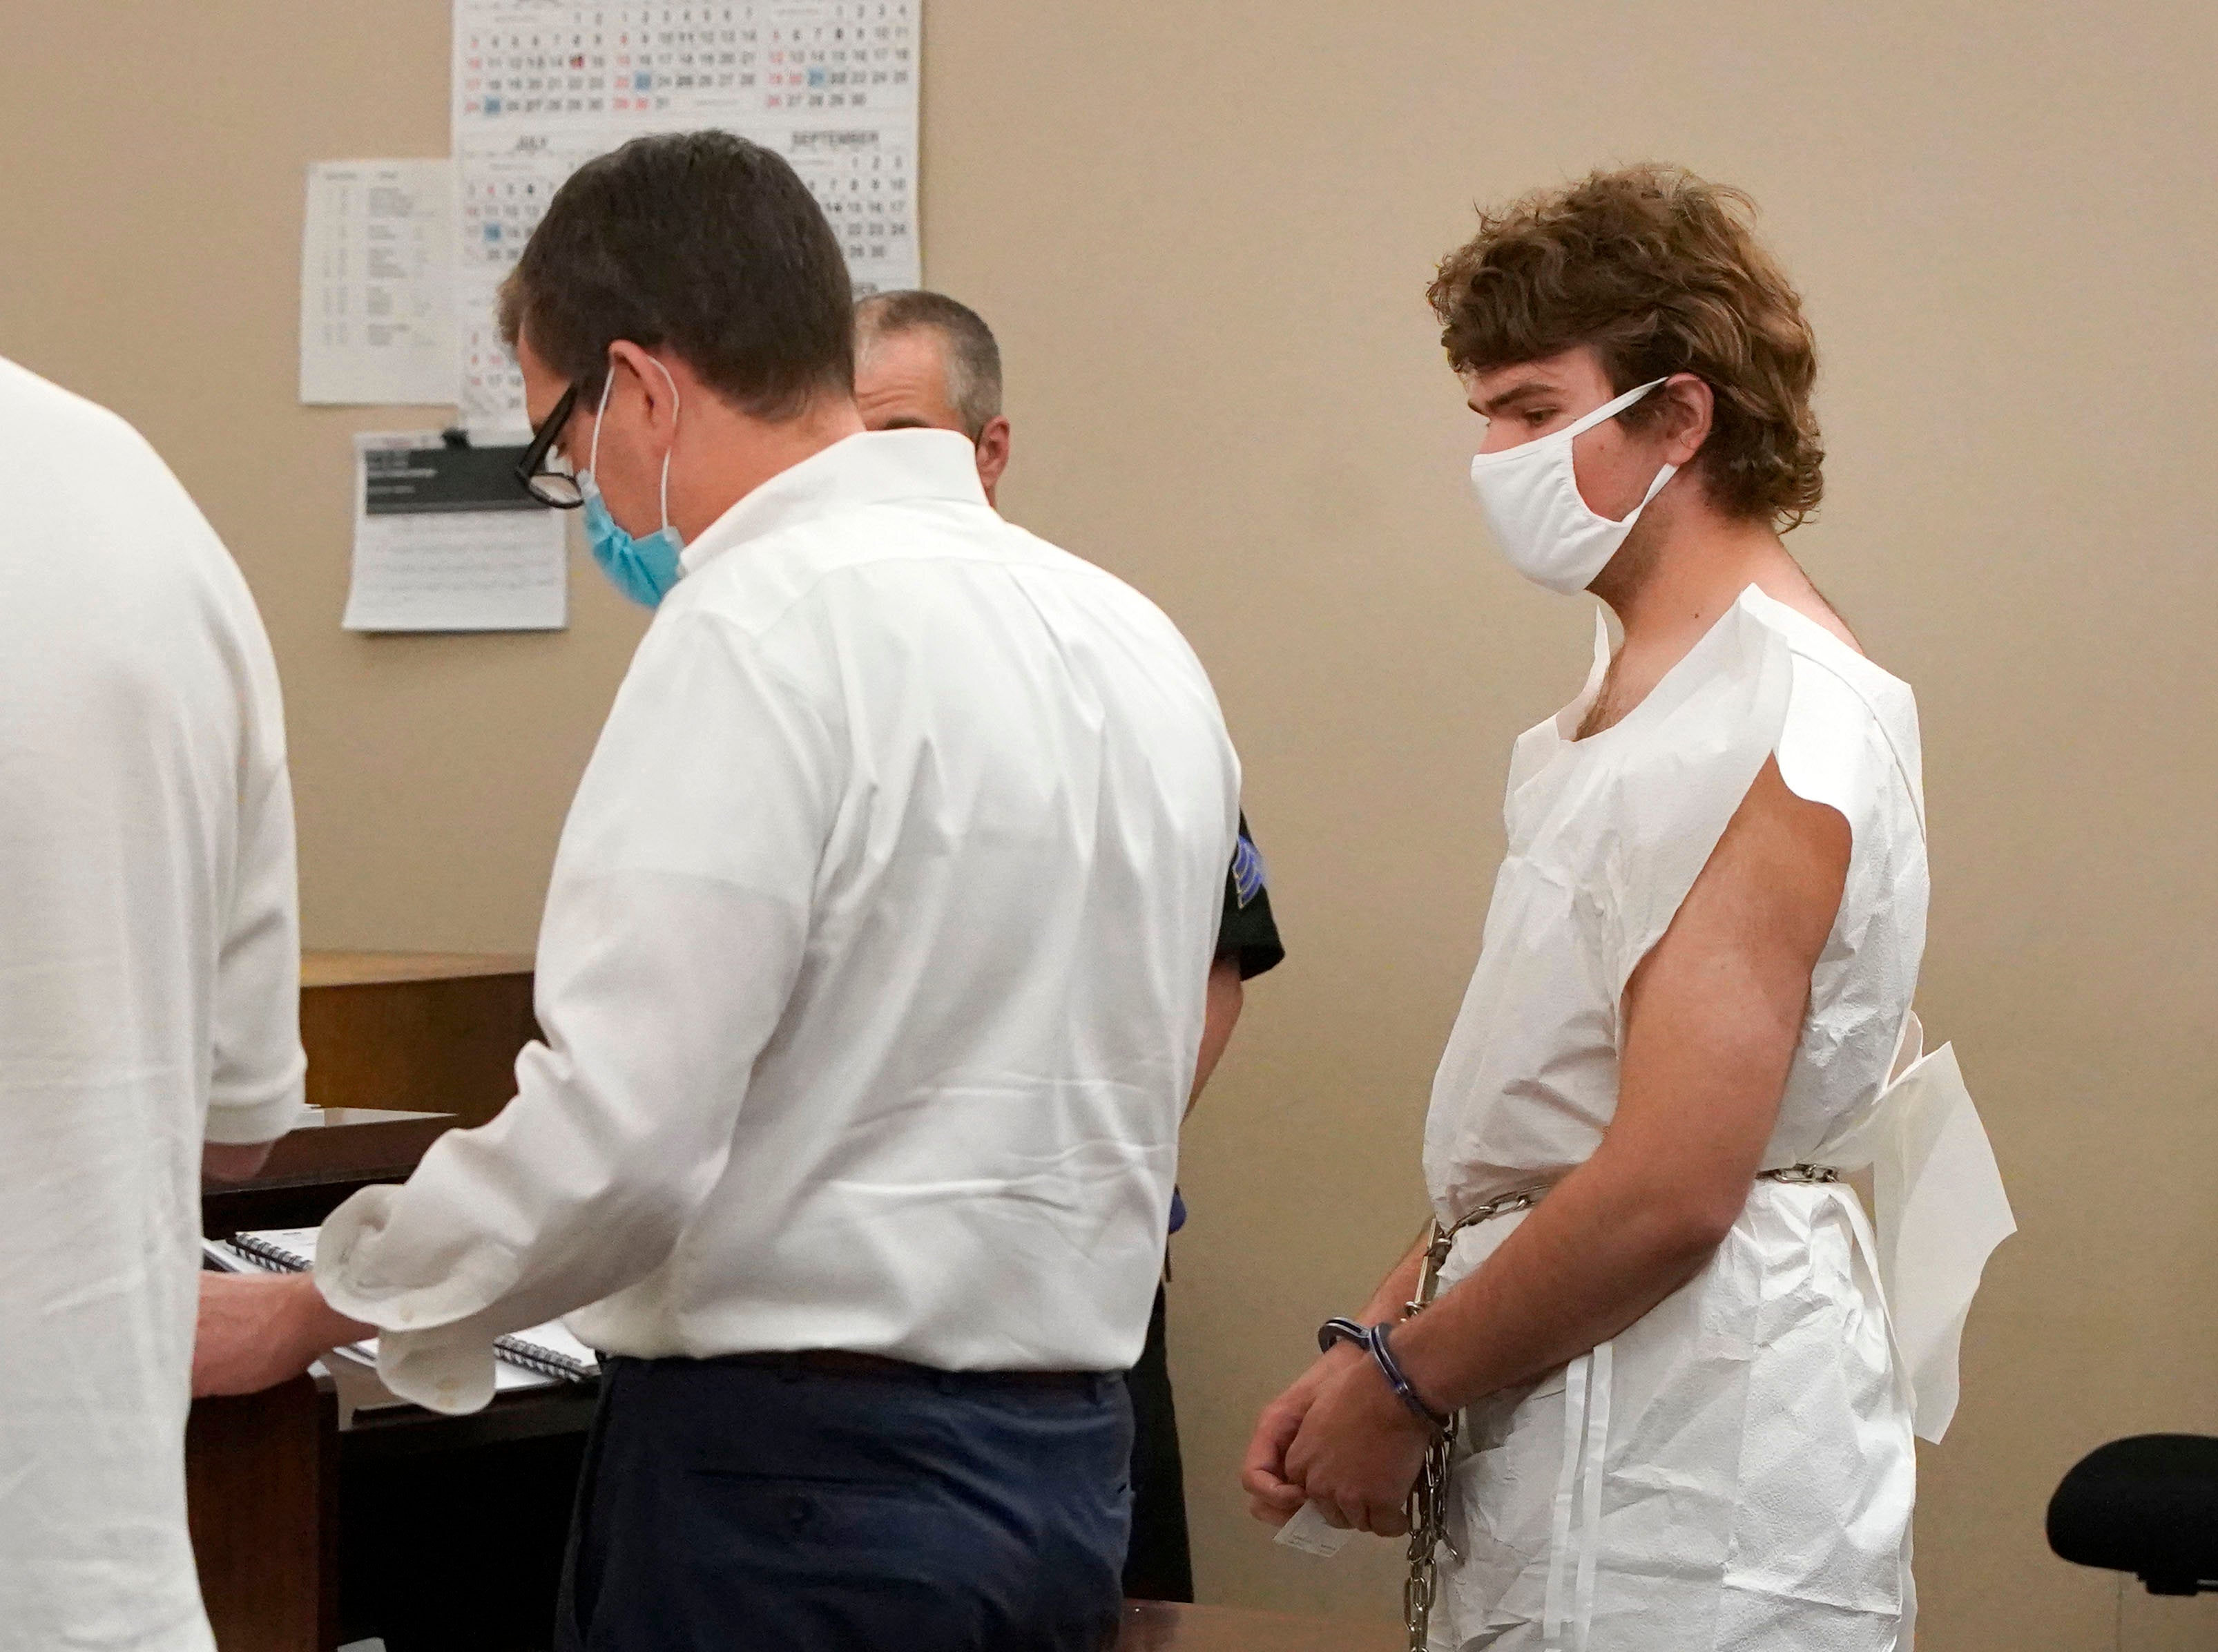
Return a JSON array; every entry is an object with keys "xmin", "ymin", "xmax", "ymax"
[{"xmin": 700, "ymin": 1348, "xmax": 1111, "ymax": 1392}]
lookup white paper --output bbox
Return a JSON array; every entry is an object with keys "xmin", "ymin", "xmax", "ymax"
[
  {"xmin": 233, "ymin": 1227, "xmax": 320, "ymax": 1266},
  {"xmin": 451, "ymin": 1, "xmax": 922, "ymax": 429},
  {"xmin": 505, "ymin": 1320, "xmax": 599, "ymax": 1372},
  {"xmin": 345, "ymin": 432, "xmax": 567, "ymax": 633},
  {"xmin": 1273, "ymin": 1502, "xmax": 1360, "ymax": 1558},
  {"xmin": 300, "ymin": 161, "xmax": 457, "ymax": 406},
  {"xmin": 330, "ymin": 1336, "xmax": 559, "ymax": 1393},
  {"xmin": 208, "ymin": 1229, "xmax": 570, "ymax": 1400}
]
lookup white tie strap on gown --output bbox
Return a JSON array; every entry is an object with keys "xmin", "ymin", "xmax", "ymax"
[
  {"xmin": 1420, "ymin": 587, "xmax": 2012, "ymax": 1651},
  {"xmin": 1833, "ymin": 1016, "xmax": 2015, "ymax": 1446}
]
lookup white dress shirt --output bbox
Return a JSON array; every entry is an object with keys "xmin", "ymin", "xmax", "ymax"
[
  {"xmin": 319, "ymin": 429, "xmax": 1238, "ymax": 1412},
  {"xmin": 0, "ymin": 359, "xmax": 307, "ymax": 1652}
]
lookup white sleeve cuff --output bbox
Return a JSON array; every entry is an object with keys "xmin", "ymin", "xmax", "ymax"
[
  {"xmin": 367, "ymin": 1325, "xmax": 501, "ymax": 1415},
  {"xmin": 314, "ymin": 1184, "xmax": 508, "ymax": 1415},
  {"xmin": 204, "ymin": 1077, "xmax": 309, "ymax": 1146}
]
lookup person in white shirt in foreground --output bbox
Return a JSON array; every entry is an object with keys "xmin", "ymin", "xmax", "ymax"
[
  {"xmin": 194, "ymin": 131, "xmax": 1237, "ymax": 1652},
  {"xmin": 0, "ymin": 357, "xmax": 306, "ymax": 1652},
  {"xmin": 1242, "ymin": 164, "xmax": 2011, "ymax": 1651}
]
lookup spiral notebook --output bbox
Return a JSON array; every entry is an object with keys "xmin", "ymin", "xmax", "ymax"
[{"xmin": 204, "ymin": 1226, "xmax": 599, "ymax": 1385}]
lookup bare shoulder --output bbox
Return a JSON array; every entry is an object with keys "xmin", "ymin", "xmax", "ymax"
[
  {"xmin": 1626, "ymin": 754, "xmax": 1850, "ymax": 1019},
  {"xmin": 1753, "ymin": 568, "xmax": 1864, "ymax": 657},
  {"xmin": 1701, "ymin": 758, "xmax": 1851, "ymax": 935},
  {"xmin": 1734, "ymin": 754, "xmax": 1851, "ymax": 844}
]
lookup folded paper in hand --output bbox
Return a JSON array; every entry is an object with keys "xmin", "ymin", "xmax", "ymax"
[{"xmin": 1274, "ymin": 1501, "xmax": 1359, "ymax": 1558}]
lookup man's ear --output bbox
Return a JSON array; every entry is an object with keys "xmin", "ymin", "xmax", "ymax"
[
  {"xmin": 1657, "ymin": 373, "xmax": 1713, "ymax": 467},
  {"xmin": 604, "ymin": 339, "xmax": 682, "ymax": 441},
  {"xmin": 974, "ymin": 416, "xmax": 1012, "ymax": 503}
]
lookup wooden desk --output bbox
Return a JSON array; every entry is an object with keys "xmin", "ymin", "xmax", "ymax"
[
  {"xmin": 202, "ymin": 1107, "xmax": 456, "ymax": 1238},
  {"xmin": 1117, "ymin": 1601, "xmax": 1404, "ymax": 1651},
  {"xmin": 186, "ymin": 1376, "xmax": 337, "ymax": 1652},
  {"xmin": 300, "ymin": 952, "xmax": 536, "ymax": 990},
  {"xmin": 195, "ymin": 1097, "xmax": 586, "ymax": 1652},
  {"xmin": 301, "ymin": 950, "xmax": 537, "ymax": 1127},
  {"xmin": 188, "ymin": 1365, "xmax": 593, "ymax": 1652}
]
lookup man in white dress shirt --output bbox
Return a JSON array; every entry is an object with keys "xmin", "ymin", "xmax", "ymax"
[
  {"xmin": 852, "ymin": 289, "xmax": 1289, "ymax": 1607},
  {"xmin": 193, "ymin": 131, "xmax": 1238, "ymax": 1650},
  {"xmin": 0, "ymin": 358, "xmax": 307, "ymax": 1651}
]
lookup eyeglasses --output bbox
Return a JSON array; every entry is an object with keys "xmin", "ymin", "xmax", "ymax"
[{"xmin": 514, "ymin": 381, "xmax": 584, "ymax": 508}]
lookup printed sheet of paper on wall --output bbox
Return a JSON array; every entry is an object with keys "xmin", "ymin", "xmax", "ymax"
[
  {"xmin": 300, "ymin": 160, "xmax": 458, "ymax": 406},
  {"xmin": 344, "ymin": 432, "xmax": 568, "ymax": 633},
  {"xmin": 452, "ymin": 1, "xmax": 921, "ymax": 432}
]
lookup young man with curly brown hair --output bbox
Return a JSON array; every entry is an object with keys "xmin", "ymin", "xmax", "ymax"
[{"xmin": 1244, "ymin": 164, "xmax": 2009, "ymax": 1650}]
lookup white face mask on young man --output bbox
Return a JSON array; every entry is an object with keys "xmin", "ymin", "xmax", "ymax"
[{"xmin": 1466, "ymin": 377, "xmax": 1677, "ymax": 595}]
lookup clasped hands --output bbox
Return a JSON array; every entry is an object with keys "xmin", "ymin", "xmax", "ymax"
[
  {"xmin": 192, "ymin": 1269, "xmax": 372, "ymax": 1397},
  {"xmin": 1240, "ymin": 1336, "xmax": 1437, "ymax": 1537}
]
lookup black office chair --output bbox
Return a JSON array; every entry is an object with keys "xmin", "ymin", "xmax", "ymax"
[{"xmin": 2048, "ymin": 1434, "xmax": 2218, "ymax": 1596}]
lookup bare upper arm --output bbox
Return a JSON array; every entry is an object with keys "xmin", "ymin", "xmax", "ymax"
[
  {"xmin": 1188, "ymin": 954, "xmax": 1247, "ymax": 1111},
  {"xmin": 1602, "ymin": 756, "xmax": 1851, "ymax": 1236},
  {"xmin": 202, "ymin": 1140, "xmax": 277, "ymax": 1184}
]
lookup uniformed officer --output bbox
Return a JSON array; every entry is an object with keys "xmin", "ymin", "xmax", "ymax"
[{"xmin": 855, "ymin": 289, "xmax": 1287, "ymax": 1602}]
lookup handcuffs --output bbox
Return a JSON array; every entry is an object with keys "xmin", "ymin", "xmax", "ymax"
[{"xmin": 1317, "ymin": 1315, "xmax": 1452, "ymax": 1434}]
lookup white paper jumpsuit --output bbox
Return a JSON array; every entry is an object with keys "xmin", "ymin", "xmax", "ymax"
[{"xmin": 1423, "ymin": 586, "xmax": 2012, "ymax": 1651}]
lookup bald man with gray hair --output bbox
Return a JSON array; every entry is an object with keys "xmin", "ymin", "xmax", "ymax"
[{"xmin": 854, "ymin": 289, "xmax": 1013, "ymax": 503}]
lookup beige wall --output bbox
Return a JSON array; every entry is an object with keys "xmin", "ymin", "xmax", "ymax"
[{"xmin": 8, "ymin": 3, "xmax": 2217, "ymax": 1646}]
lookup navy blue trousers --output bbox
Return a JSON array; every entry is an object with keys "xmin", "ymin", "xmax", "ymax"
[{"xmin": 554, "ymin": 1354, "xmax": 1132, "ymax": 1652}]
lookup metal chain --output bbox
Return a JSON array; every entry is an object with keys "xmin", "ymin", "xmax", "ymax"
[
  {"xmin": 1759, "ymin": 1162, "xmax": 1840, "ymax": 1185},
  {"xmin": 1402, "ymin": 1417, "xmax": 1456, "ymax": 1644},
  {"xmin": 1399, "ymin": 1187, "xmax": 1543, "ymax": 1651},
  {"xmin": 1394, "ymin": 1169, "xmax": 1835, "ymax": 1647}
]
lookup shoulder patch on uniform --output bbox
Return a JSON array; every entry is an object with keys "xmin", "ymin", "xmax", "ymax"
[{"xmin": 1231, "ymin": 834, "xmax": 1267, "ymax": 907}]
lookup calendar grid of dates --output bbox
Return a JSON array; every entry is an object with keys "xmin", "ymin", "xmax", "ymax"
[
  {"xmin": 457, "ymin": 2, "xmax": 916, "ymax": 124},
  {"xmin": 450, "ymin": 0, "xmax": 920, "ymax": 425}
]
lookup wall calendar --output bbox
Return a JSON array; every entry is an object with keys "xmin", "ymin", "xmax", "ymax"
[{"xmin": 452, "ymin": 1, "xmax": 920, "ymax": 429}]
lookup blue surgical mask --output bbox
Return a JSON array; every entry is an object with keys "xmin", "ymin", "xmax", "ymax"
[{"xmin": 580, "ymin": 361, "xmax": 685, "ymax": 608}]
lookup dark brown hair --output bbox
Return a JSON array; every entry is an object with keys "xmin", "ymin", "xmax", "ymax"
[
  {"xmin": 1428, "ymin": 164, "xmax": 1824, "ymax": 528},
  {"xmin": 499, "ymin": 131, "xmax": 853, "ymax": 420}
]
